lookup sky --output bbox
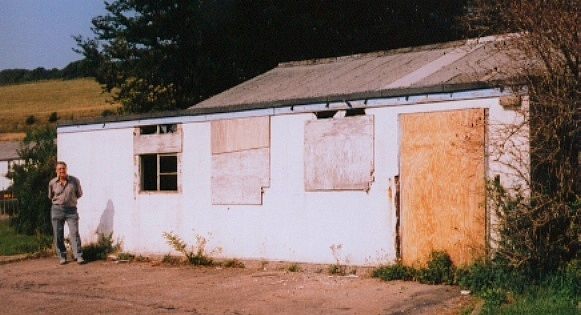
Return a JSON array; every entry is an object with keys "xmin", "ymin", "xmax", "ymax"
[{"xmin": 0, "ymin": 0, "xmax": 107, "ymax": 70}]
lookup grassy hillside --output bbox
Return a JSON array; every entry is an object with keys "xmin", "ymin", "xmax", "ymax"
[{"xmin": 0, "ymin": 78, "xmax": 119, "ymax": 140}]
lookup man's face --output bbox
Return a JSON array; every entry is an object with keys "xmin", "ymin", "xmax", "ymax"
[{"xmin": 56, "ymin": 164, "xmax": 68, "ymax": 179}]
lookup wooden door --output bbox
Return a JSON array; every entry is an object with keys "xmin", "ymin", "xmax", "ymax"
[{"xmin": 399, "ymin": 108, "xmax": 487, "ymax": 266}]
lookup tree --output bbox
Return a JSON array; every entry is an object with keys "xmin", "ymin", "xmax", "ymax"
[
  {"xmin": 463, "ymin": 0, "xmax": 580, "ymax": 274},
  {"xmin": 7, "ymin": 126, "xmax": 57, "ymax": 235},
  {"xmin": 75, "ymin": 0, "xmax": 468, "ymax": 114},
  {"xmin": 74, "ymin": 0, "xmax": 229, "ymax": 113}
]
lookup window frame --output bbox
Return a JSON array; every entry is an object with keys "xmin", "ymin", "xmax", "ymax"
[{"xmin": 140, "ymin": 153, "xmax": 179, "ymax": 192}]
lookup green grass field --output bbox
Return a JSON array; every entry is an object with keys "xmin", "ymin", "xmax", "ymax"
[
  {"xmin": 0, "ymin": 218, "xmax": 50, "ymax": 256},
  {"xmin": 0, "ymin": 78, "xmax": 119, "ymax": 137}
]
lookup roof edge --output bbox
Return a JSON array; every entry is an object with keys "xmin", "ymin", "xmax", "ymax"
[{"xmin": 58, "ymin": 81, "xmax": 510, "ymax": 128}]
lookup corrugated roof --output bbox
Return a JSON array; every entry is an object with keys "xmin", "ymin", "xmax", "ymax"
[
  {"xmin": 0, "ymin": 141, "xmax": 21, "ymax": 161},
  {"xmin": 58, "ymin": 35, "xmax": 526, "ymax": 128},
  {"xmin": 192, "ymin": 35, "xmax": 522, "ymax": 111}
]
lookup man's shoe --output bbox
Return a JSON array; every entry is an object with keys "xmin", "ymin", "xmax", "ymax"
[
  {"xmin": 59, "ymin": 258, "xmax": 67, "ymax": 265},
  {"xmin": 76, "ymin": 257, "xmax": 86, "ymax": 265}
]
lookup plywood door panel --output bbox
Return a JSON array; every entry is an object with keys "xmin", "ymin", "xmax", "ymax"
[
  {"xmin": 211, "ymin": 116, "xmax": 270, "ymax": 154},
  {"xmin": 211, "ymin": 148, "xmax": 270, "ymax": 205},
  {"xmin": 399, "ymin": 109, "xmax": 486, "ymax": 266},
  {"xmin": 304, "ymin": 115, "xmax": 374, "ymax": 191},
  {"xmin": 133, "ymin": 131, "xmax": 182, "ymax": 154}
]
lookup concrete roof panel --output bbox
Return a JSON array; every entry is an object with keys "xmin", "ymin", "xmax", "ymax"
[{"xmin": 194, "ymin": 36, "xmax": 523, "ymax": 110}]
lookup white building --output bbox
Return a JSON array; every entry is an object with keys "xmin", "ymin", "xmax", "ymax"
[
  {"xmin": 0, "ymin": 141, "xmax": 20, "ymax": 193},
  {"xmin": 57, "ymin": 36, "xmax": 529, "ymax": 266}
]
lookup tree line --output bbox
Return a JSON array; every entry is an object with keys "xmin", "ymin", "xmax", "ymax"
[{"xmin": 0, "ymin": 59, "xmax": 96, "ymax": 86}]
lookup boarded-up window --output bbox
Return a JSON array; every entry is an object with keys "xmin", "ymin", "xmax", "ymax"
[
  {"xmin": 304, "ymin": 115, "xmax": 374, "ymax": 191},
  {"xmin": 134, "ymin": 124, "xmax": 182, "ymax": 154},
  {"xmin": 211, "ymin": 116, "xmax": 270, "ymax": 205},
  {"xmin": 134, "ymin": 124, "xmax": 182, "ymax": 193},
  {"xmin": 399, "ymin": 109, "xmax": 486, "ymax": 266}
]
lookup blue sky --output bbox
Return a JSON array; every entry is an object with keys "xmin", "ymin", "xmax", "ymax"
[{"xmin": 0, "ymin": 0, "xmax": 107, "ymax": 70}]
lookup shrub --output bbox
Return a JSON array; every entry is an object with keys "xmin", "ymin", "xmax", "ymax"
[
  {"xmin": 7, "ymin": 125, "xmax": 56, "ymax": 235},
  {"xmin": 25, "ymin": 115, "xmax": 36, "ymax": 125},
  {"xmin": 418, "ymin": 251, "xmax": 456, "ymax": 285},
  {"xmin": 48, "ymin": 112, "xmax": 58, "ymax": 122},
  {"xmin": 373, "ymin": 251, "xmax": 455, "ymax": 284},
  {"xmin": 82, "ymin": 233, "xmax": 119, "ymax": 261},
  {"xmin": 372, "ymin": 261, "xmax": 416, "ymax": 281}
]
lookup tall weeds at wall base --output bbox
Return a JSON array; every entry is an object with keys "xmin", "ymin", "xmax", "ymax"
[
  {"xmin": 163, "ymin": 231, "xmax": 219, "ymax": 266},
  {"xmin": 372, "ymin": 251, "xmax": 455, "ymax": 284}
]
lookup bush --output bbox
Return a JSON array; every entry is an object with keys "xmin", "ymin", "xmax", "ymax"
[
  {"xmin": 48, "ymin": 112, "xmax": 58, "ymax": 123},
  {"xmin": 7, "ymin": 125, "xmax": 56, "ymax": 235},
  {"xmin": 372, "ymin": 251, "xmax": 455, "ymax": 284},
  {"xmin": 418, "ymin": 251, "xmax": 456, "ymax": 285},
  {"xmin": 82, "ymin": 233, "xmax": 119, "ymax": 261},
  {"xmin": 372, "ymin": 261, "xmax": 416, "ymax": 281},
  {"xmin": 25, "ymin": 115, "xmax": 36, "ymax": 125}
]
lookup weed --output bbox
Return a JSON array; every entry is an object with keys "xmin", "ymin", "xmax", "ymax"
[
  {"xmin": 327, "ymin": 264, "xmax": 347, "ymax": 275},
  {"xmin": 286, "ymin": 263, "xmax": 301, "ymax": 272},
  {"xmin": 162, "ymin": 231, "xmax": 221, "ymax": 266},
  {"xmin": 117, "ymin": 252, "xmax": 135, "ymax": 261},
  {"xmin": 162, "ymin": 254, "xmax": 183, "ymax": 265},
  {"xmin": 371, "ymin": 261, "xmax": 416, "ymax": 281},
  {"xmin": 328, "ymin": 244, "xmax": 347, "ymax": 275},
  {"xmin": 373, "ymin": 251, "xmax": 454, "ymax": 284},
  {"xmin": 223, "ymin": 258, "xmax": 245, "ymax": 268}
]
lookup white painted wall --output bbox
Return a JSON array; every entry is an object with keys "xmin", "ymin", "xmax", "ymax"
[{"xmin": 57, "ymin": 91, "xmax": 525, "ymax": 266}]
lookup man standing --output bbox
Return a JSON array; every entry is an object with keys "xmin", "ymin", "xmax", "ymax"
[{"xmin": 48, "ymin": 161, "xmax": 85, "ymax": 265}]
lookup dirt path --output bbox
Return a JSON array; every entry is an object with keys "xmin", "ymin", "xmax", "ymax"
[{"xmin": 0, "ymin": 257, "xmax": 474, "ymax": 315}]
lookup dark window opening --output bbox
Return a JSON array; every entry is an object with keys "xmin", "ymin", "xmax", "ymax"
[
  {"xmin": 345, "ymin": 108, "xmax": 366, "ymax": 116},
  {"xmin": 160, "ymin": 124, "xmax": 177, "ymax": 133},
  {"xmin": 141, "ymin": 154, "xmax": 158, "ymax": 190},
  {"xmin": 140, "ymin": 124, "xmax": 177, "ymax": 135},
  {"xmin": 140, "ymin": 125, "xmax": 158, "ymax": 135},
  {"xmin": 315, "ymin": 111, "xmax": 337, "ymax": 119},
  {"xmin": 140, "ymin": 154, "xmax": 178, "ymax": 192}
]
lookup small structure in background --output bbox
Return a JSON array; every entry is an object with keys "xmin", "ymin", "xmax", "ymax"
[{"xmin": 0, "ymin": 141, "xmax": 20, "ymax": 215}]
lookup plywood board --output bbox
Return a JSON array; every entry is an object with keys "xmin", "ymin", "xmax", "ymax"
[
  {"xmin": 304, "ymin": 115, "xmax": 374, "ymax": 191},
  {"xmin": 211, "ymin": 116, "xmax": 270, "ymax": 154},
  {"xmin": 211, "ymin": 148, "xmax": 270, "ymax": 205},
  {"xmin": 399, "ymin": 109, "xmax": 486, "ymax": 266},
  {"xmin": 134, "ymin": 131, "xmax": 182, "ymax": 154}
]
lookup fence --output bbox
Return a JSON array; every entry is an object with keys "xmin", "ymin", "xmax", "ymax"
[{"xmin": 0, "ymin": 198, "xmax": 17, "ymax": 216}]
